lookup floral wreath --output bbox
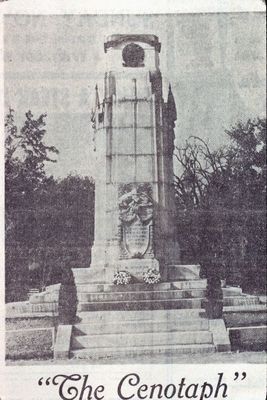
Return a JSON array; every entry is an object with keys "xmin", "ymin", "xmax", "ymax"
[
  {"xmin": 113, "ymin": 271, "xmax": 132, "ymax": 285},
  {"xmin": 143, "ymin": 268, "xmax": 161, "ymax": 284}
]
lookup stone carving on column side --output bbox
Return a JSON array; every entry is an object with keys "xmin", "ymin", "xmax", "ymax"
[
  {"xmin": 118, "ymin": 183, "xmax": 154, "ymax": 259},
  {"xmin": 104, "ymin": 34, "xmax": 161, "ymax": 53},
  {"xmin": 149, "ymin": 70, "xmax": 163, "ymax": 96},
  {"xmin": 105, "ymin": 72, "xmax": 116, "ymax": 98},
  {"xmin": 166, "ymin": 84, "xmax": 177, "ymax": 155}
]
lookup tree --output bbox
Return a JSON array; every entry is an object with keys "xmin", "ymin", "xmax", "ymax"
[
  {"xmin": 58, "ymin": 261, "xmax": 78, "ymax": 325},
  {"xmin": 225, "ymin": 118, "xmax": 266, "ymax": 209},
  {"xmin": 5, "ymin": 172, "xmax": 95, "ymax": 301},
  {"xmin": 28, "ymin": 174, "xmax": 95, "ymax": 290},
  {"xmin": 174, "ymin": 118, "xmax": 266, "ymax": 293},
  {"xmin": 174, "ymin": 136, "xmax": 229, "ymax": 210},
  {"xmin": 5, "ymin": 108, "xmax": 59, "ymax": 301},
  {"xmin": 5, "ymin": 109, "xmax": 96, "ymax": 303},
  {"xmin": 224, "ymin": 118, "xmax": 266, "ymax": 291},
  {"xmin": 5, "ymin": 108, "xmax": 59, "ymax": 205}
]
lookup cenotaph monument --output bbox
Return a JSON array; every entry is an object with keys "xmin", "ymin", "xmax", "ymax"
[
  {"xmin": 67, "ymin": 36, "xmax": 230, "ymax": 358},
  {"xmin": 87, "ymin": 34, "xmax": 200, "ymax": 283},
  {"xmin": 13, "ymin": 34, "xmax": 232, "ymax": 359}
]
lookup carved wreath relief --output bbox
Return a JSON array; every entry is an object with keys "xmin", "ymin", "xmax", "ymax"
[{"xmin": 118, "ymin": 184, "xmax": 154, "ymax": 259}]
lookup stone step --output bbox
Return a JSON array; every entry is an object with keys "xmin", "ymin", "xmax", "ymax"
[
  {"xmin": 75, "ymin": 280, "xmax": 207, "ymax": 291},
  {"xmin": 76, "ymin": 282, "xmax": 173, "ymax": 292},
  {"xmin": 74, "ymin": 318, "xmax": 210, "ymax": 336},
  {"xmin": 223, "ymin": 304, "xmax": 266, "ymax": 312},
  {"xmin": 71, "ymin": 343, "xmax": 216, "ymax": 360},
  {"xmin": 223, "ymin": 296, "xmax": 260, "ymax": 307},
  {"xmin": 77, "ymin": 308, "xmax": 206, "ymax": 323},
  {"xmin": 222, "ymin": 287, "xmax": 243, "ymax": 296},
  {"xmin": 77, "ymin": 289, "xmax": 206, "ymax": 303},
  {"xmin": 71, "ymin": 330, "xmax": 213, "ymax": 350},
  {"xmin": 78, "ymin": 298, "xmax": 203, "ymax": 312}
]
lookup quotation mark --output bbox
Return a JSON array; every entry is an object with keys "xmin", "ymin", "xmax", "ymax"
[
  {"xmin": 234, "ymin": 372, "xmax": 247, "ymax": 381},
  {"xmin": 38, "ymin": 377, "xmax": 51, "ymax": 386}
]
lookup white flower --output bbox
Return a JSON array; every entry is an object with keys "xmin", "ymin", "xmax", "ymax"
[
  {"xmin": 143, "ymin": 269, "xmax": 161, "ymax": 284},
  {"xmin": 113, "ymin": 271, "xmax": 132, "ymax": 285}
]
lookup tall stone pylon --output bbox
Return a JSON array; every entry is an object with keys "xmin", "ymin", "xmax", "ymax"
[{"xmin": 90, "ymin": 34, "xmax": 199, "ymax": 283}]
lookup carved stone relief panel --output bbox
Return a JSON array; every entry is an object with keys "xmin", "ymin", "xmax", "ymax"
[{"xmin": 118, "ymin": 183, "xmax": 154, "ymax": 259}]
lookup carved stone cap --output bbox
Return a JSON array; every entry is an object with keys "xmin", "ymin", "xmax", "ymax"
[{"xmin": 104, "ymin": 34, "xmax": 161, "ymax": 53}]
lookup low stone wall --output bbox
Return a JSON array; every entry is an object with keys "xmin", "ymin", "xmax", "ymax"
[
  {"xmin": 6, "ymin": 284, "xmax": 60, "ymax": 318},
  {"xmin": 6, "ymin": 300, "xmax": 58, "ymax": 318}
]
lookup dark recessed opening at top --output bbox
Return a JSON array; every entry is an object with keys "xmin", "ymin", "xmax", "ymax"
[{"xmin": 122, "ymin": 43, "xmax": 145, "ymax": 67}]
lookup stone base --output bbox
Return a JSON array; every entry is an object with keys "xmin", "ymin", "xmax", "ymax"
[
  {"xmin": 163, "ymin": 264, "xmax": 201, "ymax": 281},
  {"xmin": 73, "ymin": 263, "xmax": 200, "ymax": 285},
  {"xmin": 114, "ymin": 258, "xmax": 160, "ymax": 280},
  {"xmin": 74, "ymin": 258, "xmax": 160, "ymax": 284}
]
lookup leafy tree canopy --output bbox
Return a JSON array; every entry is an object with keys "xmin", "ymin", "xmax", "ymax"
[
  {"xmin": 175, "ymin": 118, "xmax": 266, "ymax": 211},
  {"xmin": 174, "ymin": 118, "xmax": 266, "ymax": 291},
  {"xmin": 5, "ymin": 108, "xmax": 59, "ymax": 204}
]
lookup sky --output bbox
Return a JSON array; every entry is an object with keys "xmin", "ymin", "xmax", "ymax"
[{"xmin": 4, "ymin": 13, "xmax": 266, "ymax": 178}]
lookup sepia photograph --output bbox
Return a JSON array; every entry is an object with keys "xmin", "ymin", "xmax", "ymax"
[{"xmin": 3, "ymin": 11, "xmax": 266, "ymax": 370}]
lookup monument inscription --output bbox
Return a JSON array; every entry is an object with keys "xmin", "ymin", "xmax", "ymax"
[{"xmin": 124, "ymin": 219, "xmax": 151, "ymax": 257}]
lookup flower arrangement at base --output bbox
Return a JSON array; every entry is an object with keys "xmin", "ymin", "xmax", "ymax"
[
  {"xmin": 143, "ymin": 268, "xmax": 161, "ymax": 284},
  {"xmin": 113, "ymin": 271, "xmax": 132, "ymax": 285}
]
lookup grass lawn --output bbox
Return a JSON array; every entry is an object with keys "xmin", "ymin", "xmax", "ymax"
[
  {"xmin": 6, "ymin": 351, "xmax": 266, "ymax": 365},
  {"xmin": 6, "ymin": 317, "xmax": 57, "ymax": 361}
]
